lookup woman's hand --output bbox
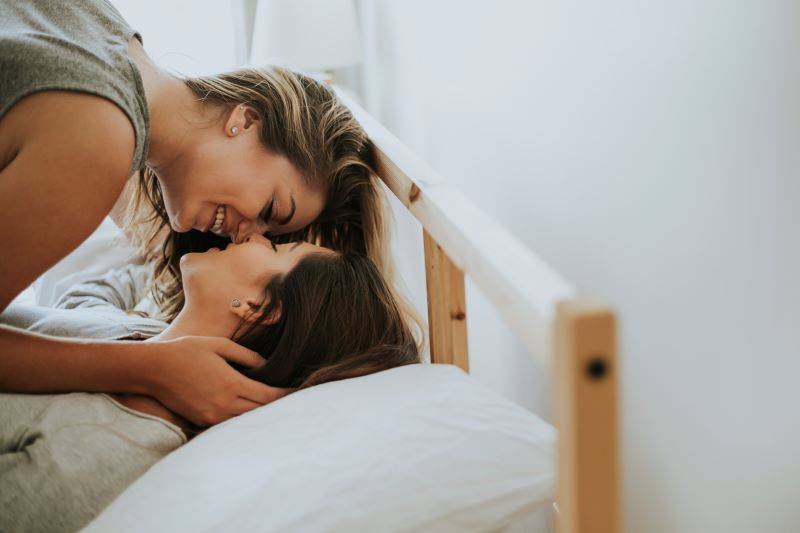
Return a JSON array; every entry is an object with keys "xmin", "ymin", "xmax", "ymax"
[{"xmin": 144, "ymin": 336, "xmax": 292, "ymax": 427}]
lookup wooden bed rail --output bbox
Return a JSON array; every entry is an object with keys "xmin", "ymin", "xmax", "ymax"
[
  {"xmin": 336, "ymin": 91, "xmax": 575, "ymax": 365},
  {"xmin": 335, "ymin": 88, "xmax": 620, "ymax": 533},
  {"xmin": 423, "ymin": 229, "xmax": 470, "ymax": 371}
]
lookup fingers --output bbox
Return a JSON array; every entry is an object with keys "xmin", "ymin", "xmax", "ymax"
[
  {"xmin": 214, "ymin": 338, "xmax": 265, "ymax": 368},
  {"xmin": 273, "ymin": 386, "xmax": 297, "ymax": 400},
  {"xmin": 230, "ymin": 397, "xmax": 264, "ymax": 416},
  {"xmin": 226, "ymin": 384, "xmax": 296, "ymax": 418},
  {"xmin": 229, "ymin": 386, "xmax": 296, "ymax": 417},
  {"xmin": 237, "ymin": 376, "xmax": 296, "ymax": 405}
]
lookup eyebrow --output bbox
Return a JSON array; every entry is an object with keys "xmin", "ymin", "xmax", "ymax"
[{"xmin": 276, "ymin": 195, "xmax": 296, "ymax": 226}]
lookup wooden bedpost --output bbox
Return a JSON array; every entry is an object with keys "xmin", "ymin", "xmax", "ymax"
[
  {"xmin": 554, "ymin": 299, "xmax": 619, "ymax": 533},
  {"xmin": 423, "ymin": 229, "xmax": 469, "ymax": 371}
]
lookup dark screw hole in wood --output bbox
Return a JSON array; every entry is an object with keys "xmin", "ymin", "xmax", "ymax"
[{"xmin": 586, "ymin": 357, "xmax": 608, "ymax": 380}]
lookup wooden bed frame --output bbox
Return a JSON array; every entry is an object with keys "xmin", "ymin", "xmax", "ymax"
[{"xmin": 337, "ymin": 90, "xmax": 620, "ymax": 533}]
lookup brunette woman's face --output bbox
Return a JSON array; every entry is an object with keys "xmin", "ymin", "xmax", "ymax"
[
  {"xmin": 157, "ymin": 106, "xmax": 326, "ymax": 243},
  {"xmin": 179, "ymin": 233, "xmax": 329, "ymax": 308}
]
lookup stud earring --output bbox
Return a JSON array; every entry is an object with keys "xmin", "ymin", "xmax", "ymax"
[
  {"xmin": 231, "ymin": 126, "xmax": 239, "ymax": 135},
  {"xmin": 231, "ymin": 298, "xmax": 241, "ymax": 308}
]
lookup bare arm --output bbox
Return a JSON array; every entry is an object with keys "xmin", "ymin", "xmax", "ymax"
[
  {"xmin": 0, "ymin": 91, "xmax": 132, "ymax": 310},
  {"xmin": 0, "ymin": 325, "xmax": 284, "ymax": 426},
  {"xmin": 109, "ymin": 174, "xmax": 136, "ymax": 230},
  {"xmin": 0, "ymin": 325, "xmax": 155, "ymax": 394}
]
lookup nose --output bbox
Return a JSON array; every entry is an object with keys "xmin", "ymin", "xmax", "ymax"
[
  {"xmin": 244, "ymin": 233, "xmax": 273, "ymax": 247},
  {"xmin": 234, "ymin": 217, "xmax": 271, "ymax": 244}
]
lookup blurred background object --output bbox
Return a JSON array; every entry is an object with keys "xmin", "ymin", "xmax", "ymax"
[
  {"xmin": 99, "ymin": 2, "xmax": 800, "ymax": 532},
  {"xmin": 249, "ymin": 0, "xmax": 361, "ymax": 83}
]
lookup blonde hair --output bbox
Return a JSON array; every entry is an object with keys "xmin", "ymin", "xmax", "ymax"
[{"xmin": 127, "ymin": 67, "xmax": 389, "ymax": 322}]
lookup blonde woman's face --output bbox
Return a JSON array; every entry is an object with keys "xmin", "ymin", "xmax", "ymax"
[{"xmin": 157, "ymin": 109, "xmax": 326, "ymax": 243}]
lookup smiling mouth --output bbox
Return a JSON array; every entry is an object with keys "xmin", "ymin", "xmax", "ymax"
[{"xmin": 210, "ymin": 205, "xmax": 226, "ymax": 234}]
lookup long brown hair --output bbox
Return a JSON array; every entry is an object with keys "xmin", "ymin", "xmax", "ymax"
[
  {"xmin": 127, "ymin": 66, "xmax": 388, "ymax": 323},
  {"xmin": 232, "ymin": 252, "xmax": 420, "ymax": 389}
]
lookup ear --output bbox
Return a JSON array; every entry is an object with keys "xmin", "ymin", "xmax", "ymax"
[
  {"xmin": 230, "ymin": 297, "xmax": 281, "ymax": 325},
  {"xmin": 224, "ymin": 104, "xmax": 260, "ymax": 137}
]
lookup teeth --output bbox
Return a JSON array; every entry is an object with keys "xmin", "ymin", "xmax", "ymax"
[{"xmin": 210, "ymin": 205, "xmax": 225, "ymax": 233}]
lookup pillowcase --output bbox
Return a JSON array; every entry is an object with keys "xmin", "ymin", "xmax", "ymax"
[{"xmin": 85, "ymin": 363, "xmax": 556, "ymax": 532}]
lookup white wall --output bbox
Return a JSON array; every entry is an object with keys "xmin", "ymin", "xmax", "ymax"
[
  {"xmin": 112, "ymin": 0, "xmax": 241, "ymax": 76},
  {"xmin": 106, "ymin": 1, "xmax": 800, "ymax": 529},
  {"xmin": 356, "ymin": 1, "xmax": 800, "ymax": 532}
]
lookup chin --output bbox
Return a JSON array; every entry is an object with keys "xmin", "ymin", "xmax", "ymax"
[
  {"xmin": 179, "ymin": 249, "xmax": 218, "ymax": 281},
  {"xmin": 170, "ymin": 218, "xmax": 190, "ymax": 233},
  {"xmin": 164, "ymin": 205, "xmax": 192, "ymax": 232},
  {"xmin": 178, "ymin": 252, "xmax": 199, "ymax": 272}
]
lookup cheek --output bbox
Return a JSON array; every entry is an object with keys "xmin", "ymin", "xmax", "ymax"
[
  {"xmin": 183, "ymin": 254, "xmax": 234, "ymax": 296},
  {"xmin": 295, "ymin": 193, "xmax": 327, "ymax": 231},
  {"xmin": 203, "ymin": 269, "xmax": 242, "ymax": 306},
  {"xmin": 229, "ymin": 176, "xmax": 272, "ymax": 222},
  {"xmin": 154, "ymin": 175, "xmax": 179, "ymax": 213},
  {"xmin": 164, "ymin": 164, "xmax": 224, "ymax": 230},
  {"xmin": 156, "ymin": 170, "xmax": 203, "ymax": 232},
  {"xmin": 237, "ymin": 249, "xmax": 281, "ymax": 287}
]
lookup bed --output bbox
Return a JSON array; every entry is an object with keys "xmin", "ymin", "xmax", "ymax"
[{"xmin": 34, "ymin": 92, "xmax": 618, "ymax": 532}]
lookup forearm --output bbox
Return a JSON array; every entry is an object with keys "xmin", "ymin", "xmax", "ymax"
[{"xmin": 0, "ymin": 325, "xmax": 157, "ymax": 395}]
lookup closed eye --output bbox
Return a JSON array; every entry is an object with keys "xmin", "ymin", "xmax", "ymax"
[{"xmin": 259, "ymin": 196, "xmax": 275, "ymax": 224}]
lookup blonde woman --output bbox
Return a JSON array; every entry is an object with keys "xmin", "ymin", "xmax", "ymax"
[{"xmin": 0, "ymin": 1, "xmax": 387, "ymax": 426}]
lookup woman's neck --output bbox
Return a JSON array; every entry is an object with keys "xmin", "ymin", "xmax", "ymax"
[
  {"xmin": 127, "ymin": 37, "xmax": 206, "ymax": 172},
  {"xmin": 149, "ymin": 305, "xmax": 238, "ymax": 342}
]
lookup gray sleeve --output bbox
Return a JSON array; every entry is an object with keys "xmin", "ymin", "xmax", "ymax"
[
  {"xmin": 55, "ymin": 263, "xmax": 155, "ymax": 314},
  {"xmin": 0, "ymin": 263, "xmax": 167, "ymax": 340},
  {"xmin": 0, "ymin": 303, "xmax": 53, "ymax": 331},
  {"xmin": 0, "ymin": 303, "xmax": 142, "ymax": 340}
]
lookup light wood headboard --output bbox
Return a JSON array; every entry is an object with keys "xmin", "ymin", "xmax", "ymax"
[{"xmin": 337, "ymin": 89, "xmax": 620, "ymax": 533}]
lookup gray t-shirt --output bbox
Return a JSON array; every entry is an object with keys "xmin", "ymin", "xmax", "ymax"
[
  {"xmin": 0, "ymin": 0, "xmax": 150, "ymax": 174},
  {"xmin": 0, "ymin": 392, "xmax": 186, "ymax": 533},
  {"xmin": 0, "ymin": 265, "xmax": 182, "ymax": 532}
]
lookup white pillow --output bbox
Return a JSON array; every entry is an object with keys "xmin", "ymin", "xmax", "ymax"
[{"xmin": 85, "ymin": 363, "xmax": 556, "ymax": 532}]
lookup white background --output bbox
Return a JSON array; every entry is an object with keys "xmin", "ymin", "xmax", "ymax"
[{"xmin": 112, "ymin": 1, "xmax": 800, "ymax": 531}]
